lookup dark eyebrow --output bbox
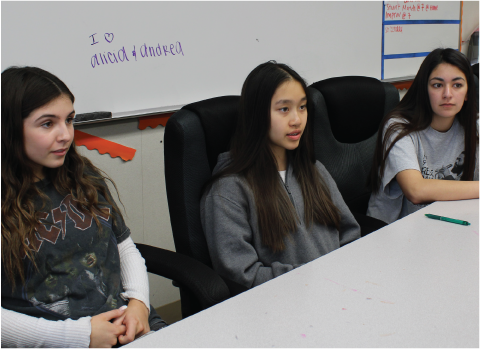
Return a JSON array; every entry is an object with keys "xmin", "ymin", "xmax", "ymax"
[
  {"xmin": 274, "ymin": 96, "xmax": 307, "ymax": 106},
  {"xmin": 35, "ymin": 110, "xmax": 75, "ymax": 122},
  {"xmin": 429, "ymin": 77, "xmax": 466, "ymax": 82}
]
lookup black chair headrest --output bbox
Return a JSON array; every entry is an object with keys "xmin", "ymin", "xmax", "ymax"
[
  {"xmin": 310, "ymin": 76, "xmax": 385, "ymax": 144},
  {"xmin": 472, "ymin": 63, "xmax": 478, "ymax": 78},
  {"xmin": 183, "ymin": 96, "xmax": 240, "ymax": 171}
]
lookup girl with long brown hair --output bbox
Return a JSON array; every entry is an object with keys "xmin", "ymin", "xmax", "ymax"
[
  {"xmin": 200, "ymin": 61, "xmax": 360, "ymax": 289},
  {"xmin": 1, "ymin": 66, "xmax": 165, "ymax": 348},
  {"xmin": 368, "ymin": 48, "xmax": 479, "ymax": 224}
]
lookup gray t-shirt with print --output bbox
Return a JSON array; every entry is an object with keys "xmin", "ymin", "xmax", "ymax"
[{"xmin": 367, "ymin": 117, "xmax": 478, "ymax": 224}]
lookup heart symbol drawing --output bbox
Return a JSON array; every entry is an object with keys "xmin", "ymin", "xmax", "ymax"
[{"xmin": 104, "ymin": 33, "xmax": 114, "ymax": 43}]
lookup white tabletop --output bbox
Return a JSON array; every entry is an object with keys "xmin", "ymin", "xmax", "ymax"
[{"xmin": 129, "ymin": 199, "xmax": 479, "ymax": 348}]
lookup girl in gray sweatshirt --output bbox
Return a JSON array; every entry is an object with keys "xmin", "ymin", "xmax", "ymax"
[{"xmin": 200, "ymin": 61, "xmax": 360, "ymax": 289}]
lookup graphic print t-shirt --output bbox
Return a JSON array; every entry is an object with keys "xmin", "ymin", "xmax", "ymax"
[
  {"xmin": 1, "ymin": 178, "xmax": 130, "ymax": 321},
  {"xmin": 367, "ymin": 117, "xmax": 479, "ymax": 224}
]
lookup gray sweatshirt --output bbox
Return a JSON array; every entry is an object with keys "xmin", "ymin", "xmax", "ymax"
[{"xmin": 200, "ymin": 152, "xmax": 360, "ymax": 289}]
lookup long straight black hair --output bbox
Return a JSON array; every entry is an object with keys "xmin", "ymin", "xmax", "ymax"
[
  {"xmin": 207, "ymin": 61, "xmax": 340, "ymax": 252},
  {"xmin": 370, "ymin": 48, "xmax": 478, "ymax": 193}
]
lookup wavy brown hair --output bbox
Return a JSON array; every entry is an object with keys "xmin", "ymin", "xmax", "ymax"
[
  {"xmin": 206, "ymin": 61, "xmax": 340, "ymax": 252},
  {"xmin": 2, "ymin": 66, "xmax": 124, "ymax": 288},
  {"xmin": 370, "ymin": 48, "xmax": 479, "ymax": 193}
]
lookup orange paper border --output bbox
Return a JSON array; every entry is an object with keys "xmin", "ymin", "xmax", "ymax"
[
  {"xmin": 138, "ymin": 113, "xmax": 173, "ymax": 130},
  {"xmin": 74, "ymin": 130, "xmax": 136, "ymax": 161},
  {"xmin": 391, "ymin": 80, "xmax": 413, "ymax": 90}
]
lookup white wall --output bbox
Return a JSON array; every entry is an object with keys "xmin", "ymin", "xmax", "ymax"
[{"xmin": 75, "ymin": 119, "xmax": 179, "ymax": 308}]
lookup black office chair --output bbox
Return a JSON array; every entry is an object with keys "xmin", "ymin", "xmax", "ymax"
[
  {"xmin": 309, "ymin": 76, "xmax": 400, "ymax": 235},
  {"xmin": 134, "ymin": 243, "xmax": 230, "ymax": 320},
  {"xmin": 472, "ymin": 63, "xmax": 480, "ymax": 113},
  {"xmin": 472, "ymin": 63, "xmax": 479, "ymax": 78},
  {"xmin": 164, "ymin": 95, "xmax": 248, "ymax": 319}
]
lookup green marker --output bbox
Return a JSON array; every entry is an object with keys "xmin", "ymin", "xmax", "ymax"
[{"xmin": 425, "ymin": 214, "xmax": 470, "ymax": 226}]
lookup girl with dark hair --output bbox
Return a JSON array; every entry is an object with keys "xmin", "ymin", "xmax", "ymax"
[
  {"xmin": 200, "ymin": 61, "xmax": 360, "ymax": 289},
  {"xmin": 1, "ymin": 66, "xmax": 165, "ymax": 348},
  {"xmin": 368, "ymin": 48, "xmax": 479, "ymax": 223}
]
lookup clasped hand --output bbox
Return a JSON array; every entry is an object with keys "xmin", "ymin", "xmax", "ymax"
[{"xmin": 90, "ymin": 299, "xmax": 150, "ymax": 348}]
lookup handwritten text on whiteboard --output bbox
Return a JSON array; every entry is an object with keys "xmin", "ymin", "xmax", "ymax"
[
  {"xmin": 385, "ymin": 2, "xmax": 438, "ymax": 20},
  {"xmin": 88, "ymin": 32, "xmax": 184, "ymax": 69}
]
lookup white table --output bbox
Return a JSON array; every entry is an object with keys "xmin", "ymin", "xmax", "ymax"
[{"xmin": 128, "ymin": 199, "xmax": 479, "ymax": 348}]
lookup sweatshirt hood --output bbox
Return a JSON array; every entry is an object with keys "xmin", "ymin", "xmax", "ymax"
[{"xmin": 212, "ymin": 151, "xmax": 234, "ymax": 175}]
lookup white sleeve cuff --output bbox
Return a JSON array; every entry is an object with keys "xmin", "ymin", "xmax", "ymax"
[
  {"xmin": 1, "ymin": 307, "xmax": 91, "ymax": 348},
  {"xmin": 118, "ymin": 236, "xmax": 150, "ymax": 311}
]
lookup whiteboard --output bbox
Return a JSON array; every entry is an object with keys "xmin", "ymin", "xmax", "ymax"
[
  {"xmin": 382, "ymin": 1, "xmax": 461, "ymax": 80},
  {"xmin": 1, "ymin": 1, "xmax": 385, "ymax": 118}
]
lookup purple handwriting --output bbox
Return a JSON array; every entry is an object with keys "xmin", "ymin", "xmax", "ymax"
[
  {"xmin": 91, "ymin": 46, "xmax": 130, "ymax": 67},
  {"xmin": 89, "ymin": 33, "xmax": 99, "ymax": 45},
  {"xmin": 90, "ymin": 33, "xmax": 114, "ymax": 45},
  {"xmin": 89, "ymin": 32, "xmax": 184, "ymax": 68},
  {"xmin": 104, "ymin": 33, "xmax": 114, "ymax": 43}
]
